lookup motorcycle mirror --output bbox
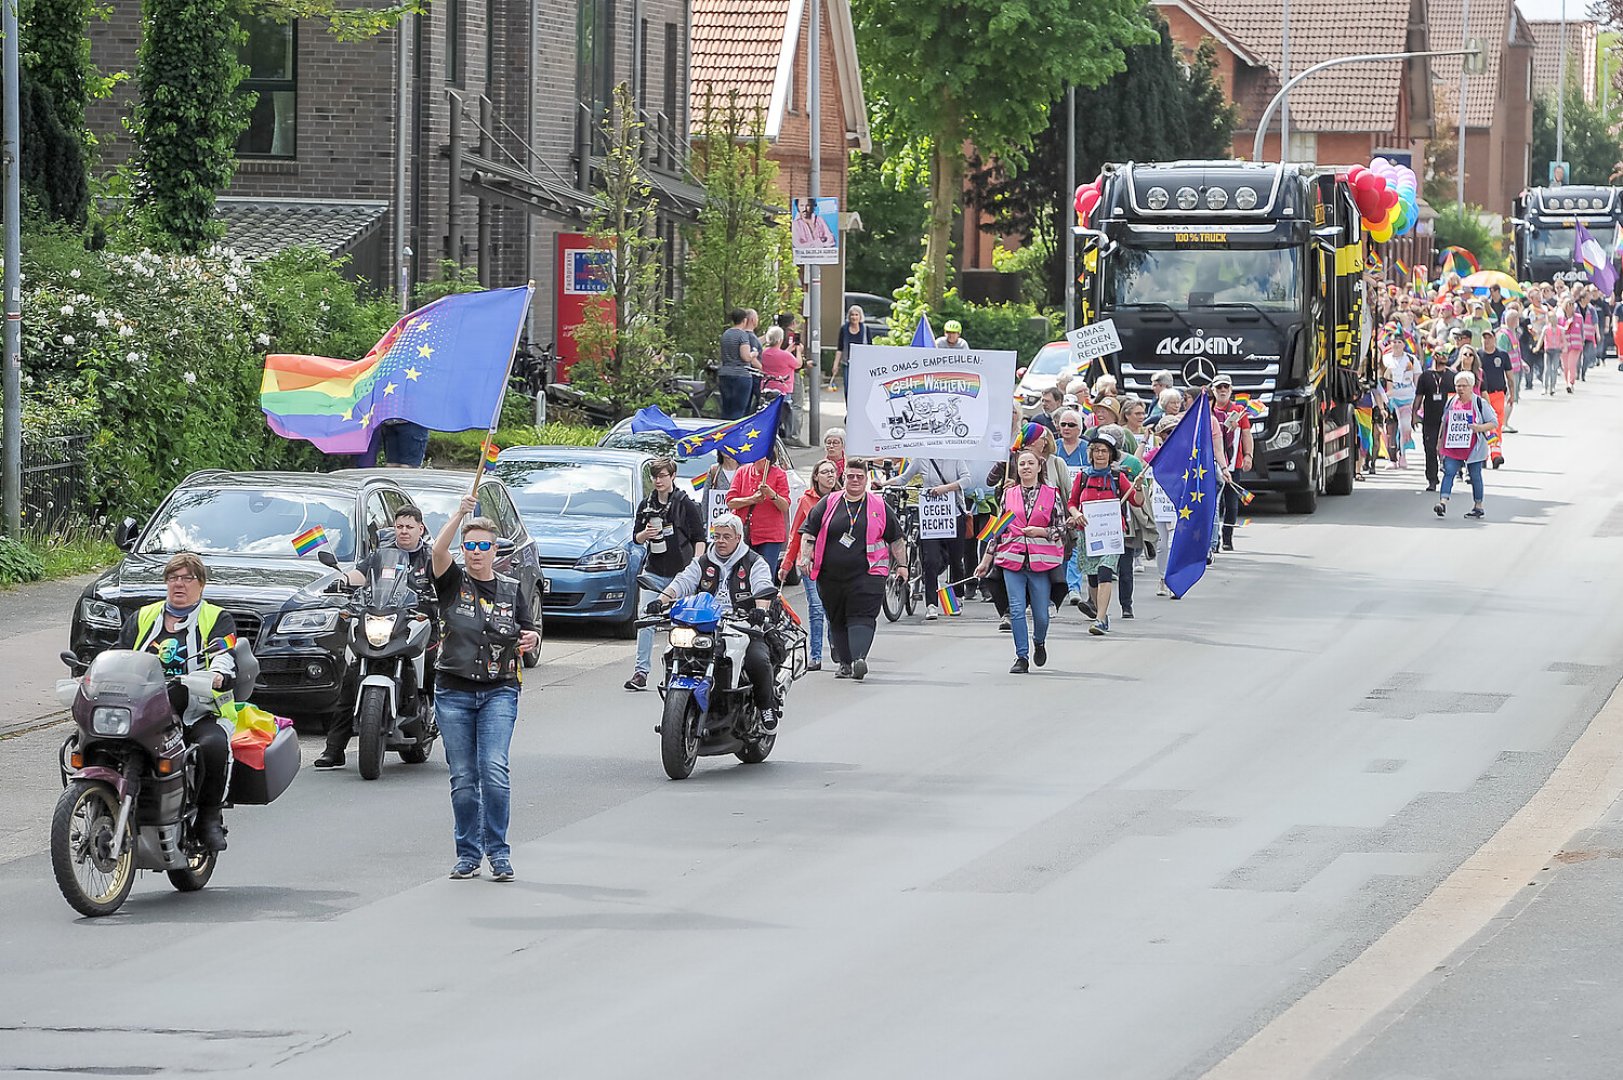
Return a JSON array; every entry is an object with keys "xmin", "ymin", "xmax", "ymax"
[
  {"xmin": 496, "ymin": 537, "xmax": 517, "ymax": 557},
  {"xmin": 317, "ymin": 549, "xmax": 340, "ymax": 569},
  {"xmin": 60, "ymin": 650, "xmax": 80, "ymax": 670},
  {"xmin": 113, "ymin": 517, "xmax": 141, "ymax": 552},
  {"xmin": 636, "ymin": 573, "xmax": 665, "ymax": 593}
]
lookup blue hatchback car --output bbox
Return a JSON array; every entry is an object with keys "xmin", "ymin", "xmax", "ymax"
[{"xmin": 490, "ymin": 446, "xmax": 653, "ymax": 637}]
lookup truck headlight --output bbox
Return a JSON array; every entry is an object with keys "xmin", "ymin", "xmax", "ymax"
[
  {"xmin": 575, "ymin": 548, "xmax": 628, "ymax": 572},
  {"xmin": 1265, "ymin": 420, "xmax": 1303, "ymax": 451},
  {"xmin": 80, "ymin": 598, "xmax": 124, "ymax": 631},
  {"xmin": 91, "ymin": 706, "xmax": 131, "ymax": 736},
  {"xmin": 277, "ymin": 608, "xmax": 340, "ymax": 634},
  {"xmin": 364, "ymin": 614, "xmax": 395, "ymax": 647}
]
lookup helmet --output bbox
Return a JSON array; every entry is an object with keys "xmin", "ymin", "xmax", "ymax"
[{"xmin": 944, "ymin": 319, "xmax": 962, "ymax": 334}]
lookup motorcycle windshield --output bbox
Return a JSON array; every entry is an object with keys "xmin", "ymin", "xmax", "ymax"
[
  {"xmin": 365, "ymin": 552, "xmax": 419, "ymax": 610},
  {"xmin": 84, "ymin": 650, "xmax": 168, "ymax": 702}
]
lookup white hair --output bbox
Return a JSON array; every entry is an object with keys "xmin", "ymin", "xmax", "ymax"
[
  {"xmin": 1151, "ymin": 369, "xmax": 1174, "ymax": 387},
  {"xmin": 1158, "ymin": 388, "xmax": 1182, "ymax": 409},
  {"xmin": 825, "ymin": 428, "xmax": 845, "ymax": 443},
  {"xmin": 1055, "ymin": 408, "xmax": 1082, "ymax": 426},
  {"xmin": 764, "ymin": 325, "xmax": 785, "ymax": 347},
  {"xmin": 1454, "ymin": 371, "xmax": 1476, "ymax": 387},
  {"xmin": 710, "ymin": 512, "xmax": 744, "ymax": 535}
]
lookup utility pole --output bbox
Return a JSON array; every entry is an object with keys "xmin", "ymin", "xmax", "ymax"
[
  {"xmin": 1556, "ymin": 0, "xmax": 1568, "ymax": 176},
  {"xmin": 395, "ymin": 13, "xmax": 413, "ymax": 314},
  {"xmin": 2, "ymin": 0, "xmax": 21, "ymax": 536},
  {"xmin": 1064, "ymin": 86, "xmax": 1076, "ymax": 325},
  {"xmin": 1457, "ymin": 0, "xmax": 1470, "ymax": 213},
  {"xmin": 1280, "ymin": 0, "xmax": 1291, "ymax": 160},
  {"xmin": 806, "ymin": 0, "xmax": 822, "ymax": 448}
]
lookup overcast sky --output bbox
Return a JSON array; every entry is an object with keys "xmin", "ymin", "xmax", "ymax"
[{"xmin": 1514, "ymin": 0, "xmax": 1607, "ymax": 23}]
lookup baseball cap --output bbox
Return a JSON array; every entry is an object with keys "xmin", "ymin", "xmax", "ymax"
[{"xmin": 1211, "ymin": 373, "xmax": 1233, "ymax": 387}]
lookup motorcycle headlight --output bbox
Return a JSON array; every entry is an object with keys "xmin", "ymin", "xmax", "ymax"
[
  {"xmin": 277, "ymin": 608, "xmax": 340, "ymax": 634},
  {"xmin": 91, "ymin": 706, "xmax": 131, "ymax": 736},
  {"xmin": 1265, "ymin": 420, "xmax": 1303, "ymax": 451},
  {"xmin": 575, "ymin": 548, "xmax": 628, "ymax": 572},
  {"xmin": 669, "ymin": 627, "xmax": 697, "ymax": 648},
  {"xmin": 364, "ymin": 614, "xmax": 395, "ymax": 647},
  {"xmin": 80, "ymin": 598, "xmax": 123, "ymax": 631},
  {"xmin": 691, "ymin": 636, "xmax": 714, "ymax": 651}
]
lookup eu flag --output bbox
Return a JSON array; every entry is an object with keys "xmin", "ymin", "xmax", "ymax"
[
  {"xmin": 1152, "ymin": 395, "xmax": 1219, "ymax": 598},
  {"xmin": 260, "ymin": 286, "xmax": 533, "ymax": 454},
  {"xmin": 675, "ymin": 397, "xmax": 785, "ymax": 465}
]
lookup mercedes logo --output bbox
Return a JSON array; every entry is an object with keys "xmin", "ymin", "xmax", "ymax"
[{"xmin": 1183, "ymin": 356, "xmax": 1219, "ymax": 386}]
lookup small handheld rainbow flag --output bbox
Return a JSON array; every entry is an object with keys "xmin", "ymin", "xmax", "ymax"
[
  {"xmin": 936, "ymin": 587, "xmax": 961, "ymax": 615},
  {"xmin": 690, "ymin": 473, "xmax": 709, "ymax": 491},
  {"xmin": 291, "ymin": 525, "xmax": 329, "ymax": 556},
  {"xmin": 977, "ymin": 509, "xmax": 1015, "ymax": 543},
  {"xmin": 1395, "ymin": 258, "xmax": 1411, "ymax": 279},
  {"xmin": 209, "ymin": 634, "xmax": 238, "ymax": 654},
  {"xmin": 482, "ymin": 441, "xmax": 500, "ymax": 471},
  {"xmin": 1235, "ymin": 395, "xmax": 1267, "ymax": 419},
  {"xmin": 1236, "ymin": 485, "xmax": 1256, "ymax": 506}
]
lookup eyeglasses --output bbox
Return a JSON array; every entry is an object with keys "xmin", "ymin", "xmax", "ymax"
[
  {"xmin": 164, "ymin": 573, "xmax": 199, "ymax": 583},
  {"xmin": 462, "ymin": 540, "xmax": 494, "ymax": 552},
  {"xmin": 1058, "ymin": 422, "xmax": 1080, "ymax": 429}
]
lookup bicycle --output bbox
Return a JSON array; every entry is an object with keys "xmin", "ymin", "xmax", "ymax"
[{"xmin": 880, "ymin": 487, "xmax": 923, "ymax": 622}]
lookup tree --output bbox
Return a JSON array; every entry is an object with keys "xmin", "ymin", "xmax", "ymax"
[
  {"xmin": 844, "ymin": 148, "xmax": 927, "ymax": 298},
  {"xmin": 1531, "ymin": 89, "xmax": 1622, "ymax": 188},
  {"xmin": 965, "ymin": 14, "xmax": 1237, "ymax": 307},
  {"xmin": 20, "ymin": 0, "xmax": 94, "ymax": 148},
  {"xmin": 568, "ymin": 83, "xmax": 674, "ymax": 413},
  {"xmin": 130, "ymin": 0, "xmax": 252, "ymax": 250},
  {"xmin": 851, "ymin": 0, "xmax": 1152, "ymax": 309},
  {"xmin": 672, "ymin": 88, "xmax": 798, "ymax": 364}
]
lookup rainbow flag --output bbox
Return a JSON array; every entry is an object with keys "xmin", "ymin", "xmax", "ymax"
[
  {"xmin": 977, "ymin": 509, "xmax": 1015, "ymax": 543},
  {"xmin": 1235, "ymin": 395, "xmax": 1267, "ymax": 419},
  {"xmin": 1395, "ymin": 258, "xmax": 1411, "ymax": 279},
  {"xmin": 210, "ymin": 634, "xmax": 238, "ymax": 654},
  {"xmin": 261, "ymin": 286, "xmax": 532, "ymax": 455},
  {"xmin": 1011, "ymin": 421, "xmax": 1044, "ymax": 451},
  {"xmin": 1236, "ymin": 485, "xmax": 1256, "ymax": 506},
  {"xmin": 691, "ymin": 473, "xmax": 709, "ymax": 491},
  {"xmin": 1354, "ymin": 406, "xmax": 1375, "ymax": 454},
  {"xmin": 292, "ymin": 525, "xmax": 329, "ymax": 556},
  {"xmin": 483, "ymin": 441, "xmax": 500, "ymax": 471},
  {"xmin": 937, "ymin": 587, "xmax": 961, "ymax": 615}
]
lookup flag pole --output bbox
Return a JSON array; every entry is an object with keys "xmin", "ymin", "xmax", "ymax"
[{"xmin": 471, "ymin": 281, "xmax": 536, "ymax": 497}]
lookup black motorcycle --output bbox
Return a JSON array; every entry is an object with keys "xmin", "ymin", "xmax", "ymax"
[
  {"xmin": 50, "ymin": 643, "xmax": 298, "ymax": 917},
  {"xmin": 322, "ymin": 548, "xmax": 437, "ymax": 780}
]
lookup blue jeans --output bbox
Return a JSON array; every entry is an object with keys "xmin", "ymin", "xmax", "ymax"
[
  {"xmin": 754, "ymin": 541, "xmax": 784, "ymax": 584},
  {"xmin": 1003, "ymin": 566, "xmax": 1051, "ymax": 661},
  {"xmin": 719, "ymin": 373, "xmax": 753, "ymax": 419},
  {"xmin": 1065, "ymin": 546, "xmax": 1085, "ymax": 597},
  {"xmin": 800, "ymin": 578, "xmax": 825, "ymax": 663},
  {"xmin": 1440, "ymin": 457, "xmax": 1484, "ymax": 503},
  {"xmin": 634, "ymin": 572, "xmax": 674, "ymax": 675},
  {"xmin": 436, "ymin": 684, "xmax": 520, "ymax": 864}
]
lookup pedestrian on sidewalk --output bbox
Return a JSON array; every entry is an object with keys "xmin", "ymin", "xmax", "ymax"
[
  {"xmin": 719, "ymin": 308, "xmax": 762, "ymax": 419},
  {"xmin": 796, "ymin": 458, "xmax": 907, "ymax": 681},
  {"xmin": 760, "ymin": 325, "xmax": 802, "ymax": 442},
  {"xmin": 781, "ymin": 460, "xmax": 839, "ymax": 671},
  {"xmin": 626, "ymin": 456, "xmax": 706, "ymax": 692},
  {"xmin": 431, "ymin": 494, "xmax": 542, "ymax": 882},
  {"xmin": 976, "ymin": 449, "xmax": 1063, "ymax": 673},
  {"xmin": 1434, "ymin": 371, "xmax": 1498, "ymax": 521},
  {"xmin": 834, "ymin": 306, "xmax": 871, "ymax": 398}
]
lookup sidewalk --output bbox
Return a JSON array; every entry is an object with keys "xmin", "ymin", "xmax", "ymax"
[{"xmin": 0, "ymin": 575, "xmax": 97, "ymax": 738}]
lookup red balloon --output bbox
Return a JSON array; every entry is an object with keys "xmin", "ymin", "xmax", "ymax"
[
  {"xmin": 1347, "ymin": 164, "xmax": 1367, "ymax": 186},
  {"xmin": 1381, "ymin": 187, "xmax": 1399, "ymax": 211}
]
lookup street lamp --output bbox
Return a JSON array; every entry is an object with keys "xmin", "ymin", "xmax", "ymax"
[{"xmin": 1253, "ymin": 47, "xmax": 1487, "ymax": 164}]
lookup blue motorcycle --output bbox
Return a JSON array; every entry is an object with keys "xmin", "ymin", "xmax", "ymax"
[{"xmin": 638, "ymin": 584, "xmax": 806, "ymax": 780}]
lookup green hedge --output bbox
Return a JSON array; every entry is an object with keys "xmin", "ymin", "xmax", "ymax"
[{"xmin": 427, "ymin": 424, "xmax": 610, "ymax": 468}]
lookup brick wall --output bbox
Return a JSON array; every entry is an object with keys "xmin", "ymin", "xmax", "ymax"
[{"xmin": 771, "ymin": 0, "xmax": 852, "ymax": 205}]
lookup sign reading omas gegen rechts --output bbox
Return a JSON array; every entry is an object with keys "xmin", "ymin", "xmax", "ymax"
[{"xmin": 844, "ymin": 345, "xmax": 1017, "ymax": 457}]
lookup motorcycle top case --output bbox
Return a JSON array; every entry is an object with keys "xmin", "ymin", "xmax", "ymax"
[{"xmin": 227, "ymin": 726, "xmax": 300, "ymax": 806}]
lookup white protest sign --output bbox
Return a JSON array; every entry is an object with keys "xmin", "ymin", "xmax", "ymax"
[
  {"xmin": 707, "ymin": 484, "xmax": 730, "ymax": 525},
  {"xmin": 1066, "ymin": 320, "xmax": 1122, "ymax": 368},
  {"xmin": 1081, "ymin": 498, "xmax": 1126, "ymax": 557},
  {"xmin": 845, "ymin": 344, "xmax": 1017, "ymax": 458},
  {"xmin": 918, "ymin": 490, "xmax": 959, "ymax": 540},
  {"xmin": 1444, "ymin": 407, "xmax": 1473, "ymax": 449},
  {"xmin": 1151, "ymin": 481, "xmax": 1177, "ymax": 524}
]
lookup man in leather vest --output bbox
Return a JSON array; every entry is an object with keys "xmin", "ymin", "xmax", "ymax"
[
  {"xmin": 650, "ymin": 513, "xmax": 781, "ymax": 731},
  {"xmin": 316, "ymin": 504, "xmax": 437, "ymax": 770}
]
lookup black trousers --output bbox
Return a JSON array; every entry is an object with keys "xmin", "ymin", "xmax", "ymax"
[
  {"xmin": 817, "ymin": 573, "xmax": 884, "ymax": 663},
  {"xmin": 187, "ymin": 721, "xmax": 230, "ymax": 809},
  {"xmin": 1219, "ymin": 486, "xmax": 1241, "ymax": 545},
  {"xmin": 921, "ymin": 538, "xmax": 955, "ymax": 600},
  {"xmin": 1116, "ymin": 545, "xmax": 1138, "ymax": 612},
  {"xmin": 741, "ymin": 638, "xmax": 775, "ymax": 710},
  {"xmin": 1422, "ymin": 420, "xmax": 1442, "ymax": 487}
]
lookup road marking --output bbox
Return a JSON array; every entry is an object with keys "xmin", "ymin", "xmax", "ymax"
[{"xmin": 1202, "ymin": 672, "xmax": 1623, "ymax": 1079}]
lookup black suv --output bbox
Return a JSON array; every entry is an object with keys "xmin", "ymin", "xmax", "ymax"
[{"xmin": 71, "ymin": 470, "xmax": 423, "ymax": 724}]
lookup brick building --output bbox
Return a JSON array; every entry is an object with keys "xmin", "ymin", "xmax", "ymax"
[
  {"xmin": 88, "ymin": 0, "xmax": 696, "ymax": 346},
  {"xmin": 1527, "ymin": 19, "xmax": 1599, "ymax": 105},
  {"xmin": 1430, "ymin": 0, "xmax": 1537, "ymax": 219}
]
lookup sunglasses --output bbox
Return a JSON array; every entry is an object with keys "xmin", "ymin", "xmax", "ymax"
[
  {"xmin": 1058, "ymin": 421, "xmax": 1080, "ymax": 428},
  {"xmin": 462, "ymin": 540, "xmax": 494, "ymax": 552}
]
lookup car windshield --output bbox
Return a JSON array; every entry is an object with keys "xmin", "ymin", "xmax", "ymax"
[
  {"xmin": 1027, "ymin": 345, "xmax": 1071, "ymax": 376},
  {"xmin": 493, "ymin": 460, "xmax": 634, "ymax": 518},
  {"xmin": 1526, "ymin": 225, "xmax": 1615, "ymax": 260},
  {"xmin": 140, "ymin": 488, "xmax": 357, "ymax": 560},
  {"xmin": 1109, "ymin": 246, "xmax": 1300, "ymax": 311}
]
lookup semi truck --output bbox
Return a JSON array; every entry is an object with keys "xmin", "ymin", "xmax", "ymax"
[
  {"xmin": 1074, "ymin": 161, "xmax": 1372, "ymax": 513},
  {"xmin": 1511, "ymin": 186, "xmax": 1623, "ymax": 290}
]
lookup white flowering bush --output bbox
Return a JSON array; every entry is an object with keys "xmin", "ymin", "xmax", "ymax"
[{"xmin": 18, "ymin": 230, "xmax": 398, "ymax": 516}]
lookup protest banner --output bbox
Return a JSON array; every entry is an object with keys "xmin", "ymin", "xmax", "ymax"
[
  {"xmin": 1065, "ymin": 319, "xmax": 1121, "ymax": 371},
  {"xmin": 844, "ymin": 344, "xmax": 1017, "ymax": 457},
  {"xmin": 918, "ymin": 491, "xmax": 958, "ymax": 539}
]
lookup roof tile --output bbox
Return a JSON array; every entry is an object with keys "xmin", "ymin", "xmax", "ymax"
[{"xmin": 689, "ymin": 0, "xmax": 790, "ymax": 129}]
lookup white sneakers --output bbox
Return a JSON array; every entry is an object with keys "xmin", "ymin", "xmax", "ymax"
[{"xmin": 925, "ymin": 605, "xmax": 940, "ymax": 621}]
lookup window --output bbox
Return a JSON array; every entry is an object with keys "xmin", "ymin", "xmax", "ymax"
[
  {"xmin": 1107, "ymin": 246, "xmax": 1302, "ymax": 312},
  {"xmin": 445, "ymin": 0, "xmax": 463, "ymax": 86},
  {"xmin": 638, "ymin": 17, "xmax": 649, "ymax": 112},
  {"xmin": 237, "ymin": 16, "xmax": 296, "ymax": 158},
  {"xmin": 577, "ymin": 0, "xmax": 616, "ymax": 152}
]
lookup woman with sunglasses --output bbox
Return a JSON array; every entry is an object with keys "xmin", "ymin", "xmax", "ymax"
[{"xmin": 431, "ymin": 493, "xmax": 541, "ymax": 883}]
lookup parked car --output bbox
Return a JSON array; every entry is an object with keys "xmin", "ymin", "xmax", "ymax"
[
  {"xmin": 1015, "ymin": 341, "xmax": 1086, "ymax": 417},
  {"xmin": 488, "ymin": 447, "xmax": 657, "ymax": 638},
  {"xmin": 333, "ymin": 468, "xmax": 547, "ymax": 665},
  {"xmin": 70, "ymin": 471, "xmax": 417, "ymax": 725},
  {"xmin": 844, "ymin": 291, "xmax": 894, "ymax": 339},
  {"xmin": 599, "ymin": 418, "xmax": 808, "ymax": 512}
]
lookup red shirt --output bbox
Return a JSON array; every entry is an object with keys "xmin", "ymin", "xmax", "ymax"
[
  {"xmin": 1211, "ymin": 402, "xmax": 1252, "ymax": 468},
  {"xmin": 728, "ymin": 461, "xmax": 791, "ymax": 543}
]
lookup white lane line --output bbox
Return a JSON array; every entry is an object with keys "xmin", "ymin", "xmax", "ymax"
[{"xmin": 1202, "ymin": 672, "xmax": 1623, "ymax": 1080}]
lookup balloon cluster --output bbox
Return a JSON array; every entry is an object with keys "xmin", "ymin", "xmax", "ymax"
[
  {"xmin": 1347, "ymin": 158, "xmax": 1418, "ymax": 244},
  {"xmin": 1074, "ymin": 176, "xmax": 1104, "ymax": 227}
]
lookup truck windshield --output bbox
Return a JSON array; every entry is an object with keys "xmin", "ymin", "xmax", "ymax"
[
  {"xmin": 1109, "ymin": 247, "xmax": 1300, "ymax": 311},
  {"xmin": 1526, "ymin": 225, "xmax": 1617, "ymax": 260}
]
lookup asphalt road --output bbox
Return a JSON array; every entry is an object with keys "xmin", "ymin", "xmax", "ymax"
[{"xmin": 3, "ymin": 373, "xmax": 1622, "ymax": 1078}]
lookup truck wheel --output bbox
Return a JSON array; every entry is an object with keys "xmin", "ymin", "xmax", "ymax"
[{"xmin": 1285, "ymin": 486, "xmax": 1319, "ymax": 514}]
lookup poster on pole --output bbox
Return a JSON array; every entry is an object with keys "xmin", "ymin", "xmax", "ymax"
[
  {"xmin": 1081, "ymin": 499, "xmax": 1125, "ymax": 557},
  {"xmin": 1066, "ymin": 320, "xmax": 1121, "ymax": 371},
  {"xmin": 917, "ymin": 491, "xmax": 959, "ymax": 539},
  {"xmin": 790, "ymin": 197, "xmax": 840, "ymax": 265},
  {"xmin": 844, "ymin": 344, "xmax": 1017, "ymax": 457}
]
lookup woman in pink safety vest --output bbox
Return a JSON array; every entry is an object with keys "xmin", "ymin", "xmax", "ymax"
[
  {"xmin": 975, "ymin": 449, "xmax": 1064, "ymax": 674},
  {"xmin": 795, "ymin": 457, "xmax": 907, "ymax": 681}
]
